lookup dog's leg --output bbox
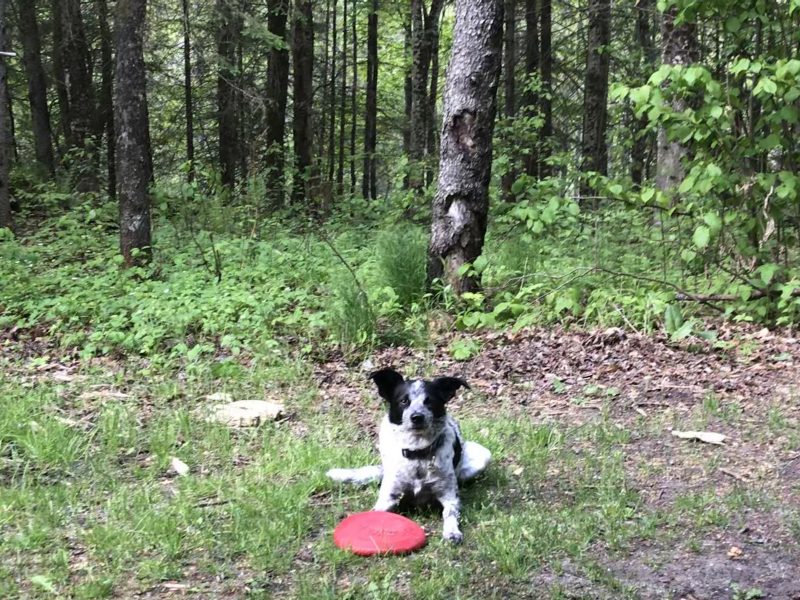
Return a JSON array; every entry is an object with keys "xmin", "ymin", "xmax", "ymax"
[
  {"xmin": 372, "ymin": 477, "xmax": 402, "ymax": 512},
  {"xmin": 438, "ymin": 492, "xmax": 462, "ymax": 544}
]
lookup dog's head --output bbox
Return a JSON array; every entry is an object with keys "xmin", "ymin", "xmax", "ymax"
[{"xmin": 370, "ymin": 368, "xmax": 469, "ymax": 432}]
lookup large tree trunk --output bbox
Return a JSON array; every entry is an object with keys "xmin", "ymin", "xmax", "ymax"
[
  {"xmin": 182, "ymin": 0, "xmax": 195, "ymax": 181},
  {"xmin": 0, "ymin": 0, "xmax": 10, "ymax": 230},
  {"xmin": 265, "ymin": 0, "xmax": 290, "ymax": 205},
  {"xmin": 115, "ymin": 0, "xmax": 152, "ymax": 267},
  {"xmin": 217, "ymin": 0, "xmax": 241, "ymax": 189},
  {"xmin": 361, "ymin": 0, "xmax": 378, "ymax": 200},
  {"xmin": 292, "ymin": 0, "xmax": 314, "ymax": 204},
  {"xmin": 522, "ymin": 0, "xmax": 538, "ymax": 177},
  {"xmin": 16, "ymin": 0, "xmax": 55, "ymax": 177},
  {"xmin": 500, "ymin": 0, "xmax": 516, "ymax": 200},
  {"xmin": 61, "ymin": 0, "xmax": 94, "ymax": 153},
  {"xmin": 427, "ymin": 0, "xmax": 503, "ymax": 293},
  {"xmin": 656, "ymin": 4, "xmax": 698, "ymax": 194},
  {"xmin": 539, "ymin": 0, "xmax": 552, "ymax": 176},
  {"xmin": 96, "ymin": 0, "xmax": 116, "ymax": 198},
  {"xmin": 579, "ymin": 0, "xmax": 610, "ymax": 201}
]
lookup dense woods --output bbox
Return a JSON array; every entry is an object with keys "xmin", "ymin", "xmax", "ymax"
[{"xmin": 1, "ymin": 0, "xmax": 800, "ymax": 349}]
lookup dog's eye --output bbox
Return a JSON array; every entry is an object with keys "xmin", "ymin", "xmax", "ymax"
[
  {"xmin": 399, "ymin": 397, "xmax": 410, "ymax": 407},
  {"xmin": 423, "ymin": 397, "xmax": 431, "ymax": 406}
]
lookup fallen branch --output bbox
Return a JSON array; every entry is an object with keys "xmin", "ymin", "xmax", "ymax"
[{"xmin": 675, "ymin": 288, "xmax": 800, "ymax": 302}]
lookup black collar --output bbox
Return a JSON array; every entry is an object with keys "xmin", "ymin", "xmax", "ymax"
[{"xmin": 402, "ymin": 433, "xmax": 445, "ymax": 460}]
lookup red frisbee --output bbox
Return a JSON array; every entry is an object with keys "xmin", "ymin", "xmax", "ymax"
[{"xmin": 333, "ymin": 511, "xmax": 427, "ymax": 556}]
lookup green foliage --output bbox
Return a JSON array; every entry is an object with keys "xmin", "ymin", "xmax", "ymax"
[{"xmin": 374, "ymin": 224, "xmax": 428, "ymax": 309}]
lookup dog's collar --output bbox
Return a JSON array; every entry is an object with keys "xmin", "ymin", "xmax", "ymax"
[{"xmin": 402, "ymin": 433, "xmax": 445, "ymax": 460}]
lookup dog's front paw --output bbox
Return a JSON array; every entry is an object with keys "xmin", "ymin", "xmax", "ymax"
[{"xmin": 443, "ymin": 529, "xmax": 463, "ymax": 544}]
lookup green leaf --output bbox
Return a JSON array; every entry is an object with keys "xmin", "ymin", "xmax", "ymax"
[
  {"xmin": 693, "ymin": 225, "xmax": 710, "ymax": 249},
  {"xmin": 629, "ymin": 85, "xmax": 651, "ymax": 106},
  {"xmin": 30, "ymin": 576, "xmax": 57, "ymax": 594},
  {"xmin": 664, "ymin": 304, "xmax": 683, "ymax": 334},
  {"xmin": 670, "ymin": 320, "xmax": 695, "ymax": 342},
  {"xmin": 758, "ymin": 263, "xmax": 779, "ymax": 285},
  {"xmin": 730, "ymin": 57, "xmax": 750, "ymax": 75},
  {"xmin": 680, "ymin": 249, "xmax": 697, "ymax": 263},
  {"xmin": 703, "ymin": 212, "xmax": 722, "ymax": 234},
  {"xmin": 709, "ymin": 105, "xmax": 723, "ymax": 119}
]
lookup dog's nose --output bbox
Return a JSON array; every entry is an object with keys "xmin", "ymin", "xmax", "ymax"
[{"xmin": 410, "ymin": 413, "xmax": 425, "ymax": 425}]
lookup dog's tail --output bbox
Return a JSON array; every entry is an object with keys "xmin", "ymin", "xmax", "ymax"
[{"xmin": 326, "ymin": 465, "xmax": 383, "ymax": 485}]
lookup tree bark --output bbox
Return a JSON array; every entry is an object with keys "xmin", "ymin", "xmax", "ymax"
[
  {"xmin": 337, "ymin": 0, "xmax": 348, "ymax": 195},
  {"xmin": 522, "ymin": 0, "xmax": 538, "ymax": 177},
  {"xmin": 500, "ymin": 0, "xmax": 516, "ymax": 200},
  {"xmin": 217, "ymin": 0, "xmax": 241, "ymax": 189},
  {"xmin": 61, "ymin": 0, "xmax": 94, "ymax": 153},
  {"xmin": 631, "ymin": 0, "xmax": 655, "ymax": 187},
  {"xmin": 292, "ymin": 0, "xmax": 315, "ymax": 204},
  {"xmin": 424, "ymin": 0, "xmax": 444, "ymax": 186},
  {"xmin": 182, "ymin": 0, "xmax": 195, "ymax": 181},
  {"xmin": 265, "ymin": 0, "xmax": 290, "ymax": 205},
  {"xmin": 656, "ymin": 4, "xmax": 698, "ymax": 194},
  {"xmin": 539, "ymin": 0, "xmax": 552, "ymax": 176},
  {"xmin": 579, "ymin": 0, "xmax": 610, "ymax": 200},
  {"xmin": 96, "ymin": 0, "xmax": 116, "ymax": 197},
  {"xmin": 349, "ymin": 0, "xmax": 357, "ymax": 196},
  {"xmin": 427, "ymin": 0, "xmax": 503, "ymax": 293},
  {"xmin": 0, "ymin": 0, "xmax": 10, "ymax": 230},
  {"xmin": 327, "ymin": 0, "xmax": 337, "ymax": 186},
  {"xmin": 16, "ymin": 0, "xmax": 55, "ymax": 177},
  {"xmin": 402, "ymin": 19, "xmax": 412, "ymax": 172},
  {"xmin": 50, "ymin": 0, "xmax": 71, "ymax": 148},
  {"xmin": 362, "ymin": 0, "xmax": 378, "ymax": 200},
  {"xmin": 115, "ymin": 0, "xmax": 152, "ymax": 266}
]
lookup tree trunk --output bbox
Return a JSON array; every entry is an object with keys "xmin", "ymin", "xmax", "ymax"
[
  {"xmin": 362, "ymin": 0, "xmax": 377, "ymax": 200},
  {"xmin": 115, "ymin": 0, "xmax": 152, "ymax": 267},
  {"xmin": 427, "ymin": 0, "xmax": 503, "ymax": 293},
  {"xmin": 656, "ymin": 4, "xmax": 698, "ymax": 194},
  {"xmin": 0, "ymin": 0, "xmax": 10, "ymax": 230},
  {"xmin": 631, "ymin": 0, "xmax": 655, "ymax": 187},
  {"xmin": 292, "ymin": 0, "xmax": 314, "ymax": 204},
  {"xmin": 349, "ymin": 0, "xmax": 357, "ymax": 196},
  {"xmin": 217, "ymin": 0, "xmax": 241, "ymax": 189},
  {"xmin": 579, "ymin": 0, "xmax": 610, "ymax": 200},
  {"xmin": 327, "ymin": 0, "xmax": 337, "ymax": 186},
  {"xmin": 539, "ymin": 0, "xmax": 552, "ymax": 176},
  {"xmin": 50, "ymin": 0, "xmax": 71, "ymax": 149},
  {"xmin": 522, "ymin": 0, "xmax": 538, "ymax": 177},
  {"xmin": 96, "ymin": 0, "xmax": 116, "ymax": 198},
  {"xmin": 337, "ymin": 0, "xmax": 347, "ymax": 195},
  {"xmin": 16, "ymin": 0, "xmax": 55, "ymax": 177},
  {"xmin": 500, "ymin": 0, "xmax": 516, "ymax": 200},
  {"xmin": 402, "ymin": 20, "xmax": 412, "ymax": 174},
  {"xmin": 182, "ymin": 0, "xmax": 195, "ymax": 181},
  {"xmin": 61, "ymin": 0, "xmax": 94, "ymax": 153},
  {"xmin": 265, "ymin": 0, "xmax": 290, "ymax": 205},
  {"xmin": 424, "ymin": 0, "xmax": 444, "ymax": 186}
]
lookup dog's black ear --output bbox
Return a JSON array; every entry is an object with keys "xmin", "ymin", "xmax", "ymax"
[
  {"xmin": 431, "ymin": 376, "xmax": 470, "ymax": 401},
  {"xmin": 370, "ymin": 368, "xmax": 405, "ymax": 401}
]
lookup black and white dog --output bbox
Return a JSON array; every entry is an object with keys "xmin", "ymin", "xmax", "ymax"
[{"xmin": 327, "ymin": 367, "xmax": 491, "ymax": 543}]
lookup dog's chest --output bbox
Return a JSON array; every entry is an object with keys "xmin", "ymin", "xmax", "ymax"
[{"xmin": 399, "ymin": 455, "xmax": 451, "ymax": 497}]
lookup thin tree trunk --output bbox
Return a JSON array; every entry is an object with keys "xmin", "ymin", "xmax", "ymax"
[
  {"xmin": 501, "ymin": 0, "xmax": 516, "ymax": 200},
  {"xmin": 328, "ymin": 0, "xmax": 337, "ymax": 186},
  {"xmin": 579, "ymin": 0, "xmax": 610, "ymax": 201},
  {"xmin": 539, "ymin": 0, "xmax": 552, "ymax": 176},
  {"xmin": 62, "ymin": 0, "xmax": 94, "ymax": 153},
  {"xmin": 50, "ymin": 0, "xmax": 71, "ymax": 148},
  {"xmin": 402, "ymin": 19, "xmax": 412, "ymax": 176},
  {"xmin": 96, "ymin": 0, "xmax": 116, "ymax": 197},
  {"xmin": 408, "ymin": 0, "xmax": 428, "ymax": 189},
  {"xmin": 16, "ymin": 0, "xmax": 55, "ymax": 177},
  {"xmin": 0, "ymin": 0, "xmax": 10, "ymax": 230},
  {"xmin": 522, "ymin": 0, "xmax": 538, "ymax": 177},
  {"xmin": 319, "ymin": 0, "xmax": 330, "ymax": 172},
  {"xmin": 292, "ymin": 0, "xmax": 314, "ymax": 204},
  {"xmin": 349, "ymin": 0, "xmax": 357, "ymax": 196},
  {"xmin": 424, "ymin": 0, "xmax": 444, "ymax": 186},
  {"xmin": 115, "ymin": 0, "xmax": 152, "ymax": 266},
  {"xmin": 182, "ymin": 0, "xmax": 195, "ymax": 181},
  {"xmin": 362, "ymin": 0, "xmax": 378, "ymax": 200},
  {"xmin": 217, "ymin": 0, "xmax": 241, "ymax": 189},
  {"xmin": 656, "ymin": 4, "xmax": 698, "ymax": 195},
  {"xmin": 265, "ymin": 0, "xmax": 290, "ymax": 205},
  {"xmin": 427, "ymin": 0, "xmax": 503, "ymax": 293},
  {"xmin": 337, "ymin": 0, "xmax": 347, "ymax": 195},
  {"xmin": 631, "ymin": 0, "xmax": 654, "ymax": 187}
]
